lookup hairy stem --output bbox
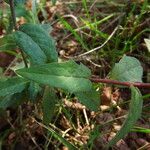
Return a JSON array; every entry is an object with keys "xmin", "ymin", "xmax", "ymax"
[{"xmin": 9, "ymin": 0, "xmax": 28, "ymax": 68}]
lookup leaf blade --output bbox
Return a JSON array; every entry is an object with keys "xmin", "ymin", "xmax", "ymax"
[
  {"xmin": 42, "ymin": 87, "xmax": 58, "ymax": 125},
  {"xmin": 0, "ymin": 77, "xmax": 28, "ymax": 97},
  {"xmin": 19, "ymin": 23, "xmax": 58, "ymax": 63},
  {"xmin": 13, "ymin": 31, "xmax": 47, "ymax": 65},
  {"xmin": 16, "ymin": 61, "xmax": 92, "ymax": 93},
  {"xmin": 110, "ymin": 55, "xmax": 143, "ymax": 82},
  {"xmin": 108, "ymin": 86, "xmax": 143, "ymax": 147},
  {"xmin": 75, "ymin": 89, "xmax": 100, "ymax": 111}
]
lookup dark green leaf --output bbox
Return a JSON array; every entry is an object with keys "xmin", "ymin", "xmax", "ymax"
[
  {"xmin": 75, "ymin": 89, "xmax": 100, "ymax": 111},
  {"xmin": 15, "ymin": 5, "xmax": 33, "ymax": 23},
  {"xmin": 110, "ymin": 55, "xmax": 143, "ymax": 82},
  {"xmin": 4, "ymin": 0, "xmax": 27, "ymax": 6},
  {"xmin": 51, "ymin": 0, "xmax": 57, "ymax": 5},
  {"xmin": 108, "ymin": 86, "xmax": 143, "ymax": 147},
  {"xmin": 0, "ymin": 77, "xmax": 28, "ymax": 97},
  {"xmin": 19, "ymin": 23, "xmax": 58, "ymax": 63},
  {"xmin": 42, "ymin": 87, "xmax": 58, "ymax": 125},
  {"xmin": 39, "ymin": 24, "xmax": 52, "ymax": 33},
  {"xmin": 16, "ymin": 60, "xmax": 92, "ymax": 92},
  {"xmin": 13, "ymin": 31, "xmax": 47, "ymax": 65},
  {"xmin": 0, "ymin": 93, "xmax": 26, "ymax": 109},
  {"xmin": 28, "ymin": 81, "xmax": 41, "ymax": 102}
]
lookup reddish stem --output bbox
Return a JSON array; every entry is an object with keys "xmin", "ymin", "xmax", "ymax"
[{"xmin": 90, "ymin": 76, "xmax": 150, "ymax": 88}]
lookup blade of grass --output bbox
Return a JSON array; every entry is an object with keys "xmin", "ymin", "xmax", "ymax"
[
  {"xmin": 35, "ymin": 119, "xmax": 78, "ymax": 150},
  {"xmin": 60, "ymin": 17, "xmax": 89, "ymax": 51}
]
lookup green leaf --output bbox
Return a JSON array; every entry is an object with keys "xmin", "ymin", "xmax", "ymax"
[
  {"xmin": 144, "ymin": 38, "xmax": 150, "ymax": 52},
  {"xmin": 28, "ymin": 81, "xmax": 41, "ymax": 102},
  {"xmin": 42, "ymin": 87, "xmax": 58, "ymax": 125},
  {"xmin": 108, "ymin": 86, "xmax": 143, "ymax": 147},
  {"xmin": 51, "ymin": 0, "xmax": 57, "ymax": 5},
  {"xmin": 13, "ymin": 31, "xmax": 47, "ymax": 65},
  {"xmin": 19, "ymin": 23, "xmax": 58, "ymax": 63},
  {"xmin": 15, "ymin": 5, "xmax": 33, "ymax": 23},
  {"xmin": 4, "ymin": 0, "xmax": 27, "ymax": 6},
  {"xmin": 16, "ymin": 60, "xmax": 92, "ymax": 93},
  {"xmin": 40, "ymin": 24, "xmax": 52, "ymax": 33},
  {"xmin": 75, "ymin": 89, "xmax": 100, "ymax": 111},
  {"xmin": 0, "ymin": 35, "xmax": 17, "ymax": 52},
  {"xmin": 0, "ymin": 93, "xmax": 26, "ymax": 109},
  {"xmin": 0, "ymin": 77, "xmax": 28, "ymax": 97},
  {"xmin": 110, "ymin": 55, "xmax": 143, "ymax": 82}
]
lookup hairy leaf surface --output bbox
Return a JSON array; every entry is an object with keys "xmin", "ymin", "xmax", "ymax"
[
  {"xmin": 0, "ymin": 77, "xmax": 28, "ymax": 97},
  {"xmin": 14, "ymin": 31, "xmax": 47, "ymax": 64},
  {"xmin": 110, "ymin": 56, "xmax": 143, "ymax": 82},
  {"xmin": 16, "ymin": 61, "xmax": 92, "ymax": 92},
  {"xmin": 19, "ymin": 23, "xmax": 58, "ymax": 62}
]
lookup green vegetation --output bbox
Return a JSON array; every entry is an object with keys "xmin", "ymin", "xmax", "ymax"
[{"xmin": 0, "ymin": 0, "xmax": 150, "ymax": 149}]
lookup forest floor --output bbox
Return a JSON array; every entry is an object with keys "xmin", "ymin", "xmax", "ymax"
[{"xmin": 0, "ymin": 0, "xmax": 150, "ymax": 149}]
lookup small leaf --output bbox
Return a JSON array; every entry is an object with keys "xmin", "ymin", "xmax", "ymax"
[
  {"xmin": 0, "ymin": 77, "xmax": 28, "ymax": 97},
  {"xmin": 144, "ymin": 38, "xmax": 150, "ymax": 52},
  {"xmin": 16, "ymin": 60, "xmax": 92, "ymax": 93},
  {"xmin": 108, "ymin": 86, "xmax": 143, "ymax": 147},
  {"xmin": 75, "ymin": 89, "xmax": 100, "ymax": 111},
  {"xmin": 19, "ymin": 23, "xmax": 58, "ymax": 63},
  {"xmin": 110, "ymin": 55, "xmax": 143, "ymax": 82},
  {"xmin": 42, "ymin": 87, "xmax": 58, "ymax": 125},
  {"xmin": 0, "ymin": 35, "xmax": 17, "ymax": 52},
  {"xmin": 13, "ymin": 31, "xmax": 47, "ymax": 65}
]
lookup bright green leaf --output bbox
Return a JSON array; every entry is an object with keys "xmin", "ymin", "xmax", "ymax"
[
  {"xmin": 19, "ymin": 23, "xmax": 58, "ymax": 63},
  {"xmin": 0, "ymin": 77, "xmax": 28, "ymax": 97},
  {"xmin": 16, "ymin": 60, "xmax": 92, "ymax": 93},
  {"xmin": 75, "ymin": 89, "xmax": 100, "ymax": 111},
  {"xmin": 108, "ymin": 86, "xmax": 143, "ymax": 147},
  {"xmin": 110, "ymin": 55, "xmax": 143, "ymax": 82},
  {"xmin": 42, "ymin": 87, "xmax": 58, "ymax": 125},
  {"xmin": 13, "ymin": 31, "xmax": 47, "ymax": 65}
]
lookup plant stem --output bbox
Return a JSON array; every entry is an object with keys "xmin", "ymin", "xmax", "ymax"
[
  {"xmin": 90, "ymin": 76, "xmax": 150, "ymax": 88},
  {"xmin": 9, "ymin": 0, "xmax": 17, "ymax": 30},
  {"xmin": 9, "ymin": 0, "xmax": 28, "ymax": 68}
]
